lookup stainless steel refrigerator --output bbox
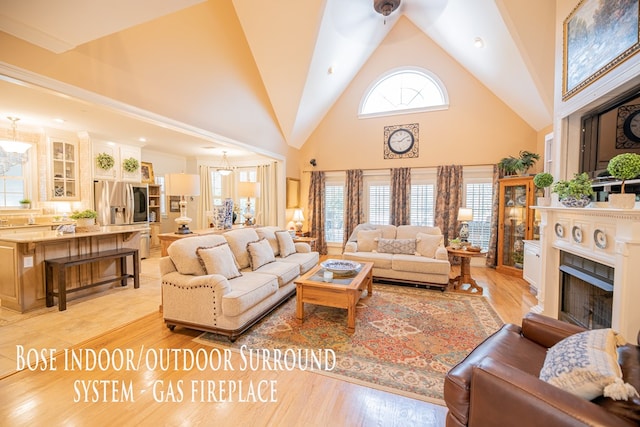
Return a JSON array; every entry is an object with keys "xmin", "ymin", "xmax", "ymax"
[{"xmin": 94, "ymin": 180, "xmax": 150, "ymax": 258}]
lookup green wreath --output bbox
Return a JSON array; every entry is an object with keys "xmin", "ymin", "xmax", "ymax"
[
  {"xmin": 122, "ymin": 157, "xmax": 140, "ymax": 173},
  {"xmin": 96, "ymin": 152, "xmax": 115, "ymax": 170}
]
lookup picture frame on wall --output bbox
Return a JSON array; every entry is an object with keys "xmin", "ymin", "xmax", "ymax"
[
  {"xmin": 141, "ymin": 162, "xmax": 155, "ymax": 184},
  {"xmin": 286, "ymin": 178, "xmax": 300, "ymax": 208},
  {"xmin": 169, "ymin": 196, "xmax": 181, "ymax": 212},
  {"xmin": 562, "ymin": 0, "xmax": 640, "ymax": 100}
]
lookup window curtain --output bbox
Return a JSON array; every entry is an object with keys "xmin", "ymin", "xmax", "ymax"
[
  {"xmin": 308, "ymin": 170, "xmax": 327, "ymax": 255},
  {"xmin": 256, "ymin": 162, "xmax": 277, "ymax": 226},
  {"xmin": 343, "ymin": 169, "xmax": 364, "ymax": 247},
  {"xmin": 434, "ymin": 165, "xmax": 463, "ymax": 245},
  {"xmin": 485, "ymin": 164, "xmax": 502, "ymax": 267},
  {"xmin": 390, "ymin": 167, "xmax": 411, "ymax": 226},
  {"xmin": 197, "ymin": 165, "xmax": 213, "ymax": 229}
]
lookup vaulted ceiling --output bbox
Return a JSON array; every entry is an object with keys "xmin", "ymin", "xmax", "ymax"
[{"xmin": 0, "ymin": 0, "xmax": 555, "ymax": 157}]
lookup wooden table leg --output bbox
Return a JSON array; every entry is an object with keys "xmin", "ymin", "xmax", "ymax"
[
  {"xmin": 57, "ymin": 266, "xmax": 67, "ymax": 311},
  {"xmin": 295, "ymin": 284, "xmax": 304, "ymax": 323},
  {"xmin": 347, "ymin": 291, "xmax": 356, "ymax": 333},
  {"xmin": 451, "ymin": 257, "xmax": 483, "ymax": 294}
]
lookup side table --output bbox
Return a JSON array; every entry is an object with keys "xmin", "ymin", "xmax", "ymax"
[
  {"xmin": 446, "ymin": 247, "xmax": 485, "ymax": 294},
  {"xmin": 293, "ymin": 236, "xmax": 317, "ymax": 252}
]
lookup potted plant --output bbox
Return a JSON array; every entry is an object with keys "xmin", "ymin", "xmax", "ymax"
[
  {"xmin": 96, "ymin": 152, "xmax": 115, "ymax": 171},
  {"xmin": 533, "ymin": 172, "xmax": 554, "ymax": 206},
  {"xmin": 122, "ymin": 157, "xmax": 140, "ymax": 173},
  {"xmin": 606, "ymin": 153, "xmax": 640, "ymax": 209},
  {"xmin": 498, "ymin": 150, "xmax": 540, "ymax": 176},
  {"xmin": 552, "ymin": 172, "xmax": 594, "ymax": 208},
  {"xmin": 19, "ymin": 198, "xmax": 31, "ymax": 209},
  {"xmin": 70, "ymin": 209, "xmax": 98, "ymax": 227}
]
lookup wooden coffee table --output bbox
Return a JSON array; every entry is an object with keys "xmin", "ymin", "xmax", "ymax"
[{"xmin": 295, "ymin": 261, "xmax": 373, "ymax": 333}]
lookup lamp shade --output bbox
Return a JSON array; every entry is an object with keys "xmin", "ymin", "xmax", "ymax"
[
  {"xmin": 292, "ymin": 209, "xmax": 304, "ymax": 222},
  {"xmin": 165, "ymin": 173, "xmax": 200, "ymax": 196},
  {"xmin": 458, "ymin": 208, "xmax": 473, "ymax": 222},
  {"xmin": 0, "ymin": 140, "xmax": 31, "ymax": 153},
  {"xmin": 238, "ymin": 182, "xmax": 260, "ymax": 198}
]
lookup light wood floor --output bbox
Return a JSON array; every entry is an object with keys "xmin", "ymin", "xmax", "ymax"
[{"xmin": 0, "ymin": 256, "xmax": 535, "ymax": 427}]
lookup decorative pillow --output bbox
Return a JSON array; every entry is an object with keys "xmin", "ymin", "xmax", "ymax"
[
  {"xmin": 539, "ymin": 328, "xmax": 639, "ymax": 401},
  {"xmin": 275, "ymin": 230, "xmax": 297, "ymax": 258},
  {"xmin": 246, "ymin": 238, "xmax": 276, "ymax": 270},
  {"xmin": 415, "ymin": 233, "xmax": 443, "ymax": 258},
  {"xmin": 256, "ymin": 227, "xmax": 280, "ymax": 256},
  {"xmin": 357, "ymin": 229, "xmax": 382, "ymax": 252},
  {"xmin": 376, "ymin": 238, "xmax": 416, "ymax": 255},
  {"xmin": 195, "ymin": 244, "xmax": 242, "ymax": 280}
]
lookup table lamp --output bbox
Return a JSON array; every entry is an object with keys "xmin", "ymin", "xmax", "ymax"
[
  {"xmin": 238, "ymin": 182, "xmax": 260, "ymax": 225},
  {"xmin": 292, "ymin": 209, "xmax": 304, "ymax": 233},
  {"xmin": 166, "ymin": 173, "xmax": 200, "ymax": 234},
  {"xmin": 458, "ymin": 207, "xmax": 473, "ymax": 242}
]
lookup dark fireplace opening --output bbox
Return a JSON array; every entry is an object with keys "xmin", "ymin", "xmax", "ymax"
[{"xmin": 559, "ymin": 251, "xmax": 613, "ymax": 330}]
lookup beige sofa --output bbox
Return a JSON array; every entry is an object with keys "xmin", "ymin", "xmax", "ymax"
[
  {"xmin": 342, "ymin": 224, "xmax": 450, "ymax": 289},
  {"xmin": 160, "ymin": 226, "xmax": 319, "ymax": 340}
]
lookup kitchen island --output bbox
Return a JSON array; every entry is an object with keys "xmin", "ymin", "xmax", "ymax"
[{"xmin": 0, "ymin": 225, "xmax": 147, "ymax": 313}]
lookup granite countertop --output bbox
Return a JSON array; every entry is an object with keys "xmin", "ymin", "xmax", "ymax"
[{"xmin": 0, "ymin": 224, "xmax": 149, "ymax": 243}]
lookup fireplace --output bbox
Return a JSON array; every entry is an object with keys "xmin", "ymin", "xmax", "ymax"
[
  {"xmin": 559, "ymin": 251, "xmax": 613, "ymax": 330},
  {"xmin": 534, "ymin": 206, "xmax": 640, "ymax": 340}
]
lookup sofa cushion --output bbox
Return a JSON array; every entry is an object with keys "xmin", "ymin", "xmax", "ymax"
[
  {"xmin": 167, "ymin": 234, "xmax": 228, "ymax": 275},
  {"xmin": 253, "ymin": 261, "xmax": 299, "ymax": 287},
  {"xmin": 277, "ymin": 251, "xmax": 319, "ymax": 274},
  {"xmin": 392, "ymin": 254, "xmax": 451, "ymax": 275},
  {"xmin": 539, "ymin": 328, "xmax": 638, "ymax": 401},
  {"xmin": 342, "ymin": 251, "xmax": 392, "ymax": 269},
  {"xmin": 256, "ymin": 226, "xmax": 280, "ymax": 256},
  {"xmin": 224, "ymin": 228, "xmax": 260, "ymax": 269},
  {"xmin": 247, "ymin": 238, "xmax": 276, "ymax": 271},
  {"xmin": 196, "ymin": 244, "xmax": 242, "ymax": 279},
  {"xmin": 415, "ymin": 233, "xmax": 443, "ymax": 258},
  {"xmin": 396, "ymin": 225, "xmax": 442, "ymax": 239},
  {"xmin": 275, "ymin": 230, "xmax": 297, "ymax": 257},
  {"xmin": 221, "ymin": 272, "xmax": 278, "ymax": 317},
  {"xmin": 376, "ymin": 238, "xmax": 416, "ymax": 255},
  {"xmin": 357, "ymin": 229, "xmax": 382, "ymax": 252}
]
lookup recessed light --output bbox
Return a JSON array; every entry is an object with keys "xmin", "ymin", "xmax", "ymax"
[
  {"xmin": 139, "ymin": 137, "xmax": 147, "ymax": 142},
  {"xmin": 473, "ymin": 37, "xmax": 484, "ymax": 48},
  {"xmin": 53, "ymin": 118, "xmax": 65, "ymax": 123}
]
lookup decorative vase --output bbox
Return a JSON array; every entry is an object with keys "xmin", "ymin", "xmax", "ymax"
[
  {"xmin": 608, "ymin": 193, "xmax": 636, "ymax": 209},
  {"xmin": 536, "ymin": 196, "xmax": 551, "ymax": 207},
  {"xmin": 20, "ymin": 202, "xmax": 30, "ymax": 209},
  {"xmin": 560, "ymin": 196, "xmax": 591, "ymax": 208}
]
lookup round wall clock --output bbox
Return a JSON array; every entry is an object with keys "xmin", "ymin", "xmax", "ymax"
[
  {"xmin": 383, "ymin": 123, "xmax": 419, "ymax": 159},
  {"xmin": 623, "ymin": 109, "xmax": 640, "ymax": 143},
  {"xmin": 388, "ymin": 128, "xmax": 414, "ymax": 154}
]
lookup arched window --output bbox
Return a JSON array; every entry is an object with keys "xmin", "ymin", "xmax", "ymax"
[{"xmin": 359, "ymin": 67, "xmax": 449, "ymax": 117}]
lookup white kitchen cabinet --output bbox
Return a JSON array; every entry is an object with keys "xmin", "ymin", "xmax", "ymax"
[
  {"xmin": 92, "ymin": 142, "xmax": 141, "ymax": 182},
  {"xmin": 523, "ymin": 240, "xmax": 541, "ymax": 295},
  {"xmin": 50, "ymin": 139, "xmax": 79, "ymax": 200},
  {"xmin": 119, "ymin": 145, "xmax": 141, "ymax": 182}
]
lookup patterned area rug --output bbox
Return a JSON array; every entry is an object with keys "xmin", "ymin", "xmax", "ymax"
[{"xmin": 195, "ymin": 284, "xmax": 503, "ymax": 404}]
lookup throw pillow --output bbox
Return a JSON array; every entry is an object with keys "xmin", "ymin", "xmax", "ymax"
[
  {"xmin": 357, "ymin": 229, "xmax": 382, "ymax": 252},
  {"xmin": 195, "ymin": 244, "xmax": 242, "ymax": 280},
  {"xmin": 246, "ymin": 238, "xmax": 276, "ymax": 270},
  {"xmin": 275, "ymin": 230, "xmax": 297, "ymax": 258},
  {"xmin": 415, "ymin": 233, "xmax": 443, "ymax": 258},
  {"xmin": 376, "ymin": 238, "xmax": 416, "ymax": 255},
  {"xmin": 539, "ymin": 328, "xmax": 639, "ymax": 401}
]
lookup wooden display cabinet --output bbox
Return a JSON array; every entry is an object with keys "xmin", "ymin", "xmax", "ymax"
[{"xmin": 496, "ymin": 176, "xmax": 540, "ymax": 277}]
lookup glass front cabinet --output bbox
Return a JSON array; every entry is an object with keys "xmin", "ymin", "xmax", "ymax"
[
  {"xmin": 50, "ymin": 139, "xmax": 79, "ymax": 200},
  {"xmin": 496, "ymin": 176, "xmax": 540, "ymax": 277}
]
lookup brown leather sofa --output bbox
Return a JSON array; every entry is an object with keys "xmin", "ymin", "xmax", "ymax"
[{"xmin": 444, "ymin": 312, "xmax": 640, "ymax": 426}]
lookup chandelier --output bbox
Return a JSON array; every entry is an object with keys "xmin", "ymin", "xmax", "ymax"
[
  {"xmin": 217, "ymin": 151, "xmax": 235, "ymax": 176},
  {"xmin": 0, "ymin": 117, "xmax": 31, "ymax": 175}
]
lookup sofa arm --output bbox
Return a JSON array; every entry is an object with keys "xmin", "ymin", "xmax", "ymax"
[
  {"xmin": 159, "ymin": 256, "xmax": 177, "ymax": 276},
  {"xmin": 162, "ymin": 273, "xmax": 230, "ymax": 327},
  {"xmin": 435, "ymin": 246, "xmax": 448, "ymax": 260},
  {"xmin": 294, "ymin": 242, "xmax": 311, "ymax": 253},
  {"xmin": 469, "ymin": 357, "xmax": 633, "ymax": 427},
  {"xmin": 344, "ymin": 241, "xmax": 357, "ymax": 253},
  {"xmin": 521, "ymin": 312, "xmax": 586, "ymax": 348}
]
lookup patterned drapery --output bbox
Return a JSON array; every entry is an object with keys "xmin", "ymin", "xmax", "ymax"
[
  {"xmin": 308, "ymin": 171, "xmax": 327, "ymax": 255},
  {"xmin": 343, "ymin": 169, "xmax": 364, "ymax": 247},
  {"xmin": 485, "ymin": 164, "xmax": 501, "ymax": 267},
  {"xmin": 390, "ymin": 167, "xmax": 411, "ymax": 226},
  {"xmin": 434, "ymin": 165, "xmax": 463, "ymax": 245}
]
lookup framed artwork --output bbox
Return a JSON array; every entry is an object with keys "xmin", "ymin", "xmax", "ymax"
[
  {"xmin": 169, "ymin": 196, "xmax": 181, "ymax": 212},
  {"xmin": 141, "ymin": 162, "xmax": 155, "ymax": 184},
  {"xmin": 286, "ymin": 178, "xmax": 300, "ymax": 208},
  {"xmin": 563, "ymin": 0, "xmax": 640, "ymax": 100}
]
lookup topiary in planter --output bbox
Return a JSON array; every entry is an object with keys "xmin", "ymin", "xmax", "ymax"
[
  {"xmin": 533, "ymin": 172, "xmax": 554, "ymax": 189},
  {"xmin": 606, "ymin": 153, "xmax": 640, "ymax": 194}
]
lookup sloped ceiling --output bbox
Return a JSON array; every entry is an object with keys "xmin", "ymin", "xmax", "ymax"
[{"xmin": 0, "ymin": 0, "xmax": 555, "ymax": 156}]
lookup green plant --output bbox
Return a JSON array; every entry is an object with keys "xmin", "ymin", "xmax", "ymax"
[
  {"xmin": 512, "ymin": 251, "xmax": 524, "ymax": 265},
  {"xmin": 122, "ymin": 157, "xmax": 140, "ymax": 173},
  {"xmin": 498, "ymin": 150, "xmax": 540, "ymax": 175},
  {"xmin": 96, "ymin": 152, "xmax": 115, "ymax": 170},
  {"xmin": 606, "ymin": 153, "xmax": 640, "ymax": 193},
  {"xmin": 70, "ymin": 209, "xmax": 98, "ymax": 220},
  {"xmin": 552, "ymin": 172, "xmax": 594, "ymax": 199},
  {"xmin": 19, "ymin": 198, "xmax": 31, "ymax": 204},
  {"xmin": 533, "ymin": 172, "xmax": 554, "ymax": 189}
]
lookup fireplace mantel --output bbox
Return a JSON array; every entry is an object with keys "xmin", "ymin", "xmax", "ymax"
[{"xmin": 534, "ymin": 205, "xmax": 640, "ymax": 339}]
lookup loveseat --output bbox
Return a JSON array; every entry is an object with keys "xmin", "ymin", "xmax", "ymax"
[
  {"xmin": 444, "ymin": 313, "xmax": 640, "ymax": 426},
  {"xmin": 160, "ymin": 226, "xmax": 319, "ymax": 340},
  {"xmin": 341, "ymin": 224, "xmax": 450, "ymax": 289}
]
